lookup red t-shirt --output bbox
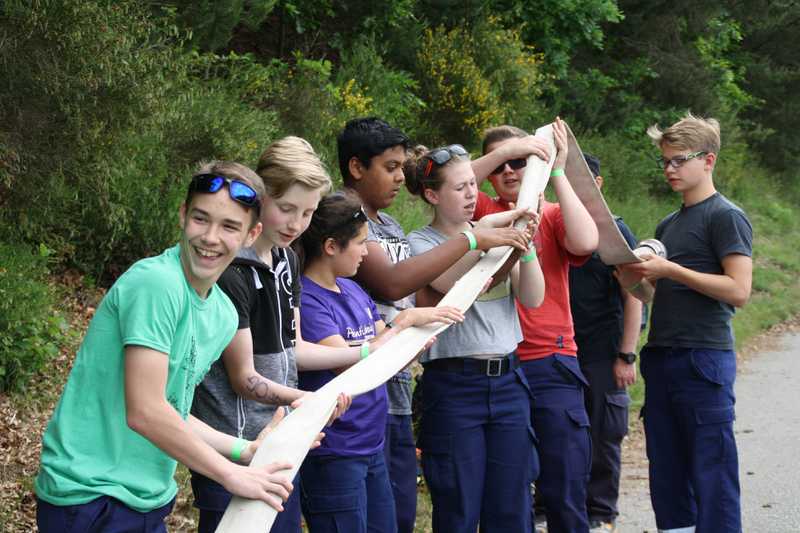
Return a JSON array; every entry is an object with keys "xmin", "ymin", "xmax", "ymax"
[{"xmin": 473, "ymin": 191, "xmax": 589, "ymax": 360}]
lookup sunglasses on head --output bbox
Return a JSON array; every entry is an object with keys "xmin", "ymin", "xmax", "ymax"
[
  {"xmin": 189, "ymin": 174, "xmax": 261, "ymax": 211},
  {"xmin": 423, "ymin": 144, "xmax": 469, "ymax": 178},
  {"xmin": 489, "ymin": 158, "xmax": 527, "ymax": 176}
]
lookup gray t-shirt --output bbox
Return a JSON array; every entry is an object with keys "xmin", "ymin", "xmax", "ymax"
[
  {"xmin": 408, "ymin": 225, "xmax": 523, "ymax": 362},
  {"xmin": 647, "ymin": 192, "xmax": 752, "ymax": 350},
  {"xmin": 364, "ymin": 211, "xmax": 414, "ymax": 416}
]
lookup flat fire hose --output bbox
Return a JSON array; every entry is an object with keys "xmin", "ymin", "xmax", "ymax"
[
  {"xmin": 215, "ymin": 125, "xmax": 554, "ymax": 533},
  {"xmin": 214, "ymin": 123, "xmax": 654, "ymax": 532}
]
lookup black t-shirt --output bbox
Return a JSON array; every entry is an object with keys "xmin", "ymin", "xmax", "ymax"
[
  {"xmin": 569, "ymin": 218, "xmax": 638, "ymax": 362},
  {"xmin": 647, "ymin": 192, "xmax": 752, "ymax": 350}
]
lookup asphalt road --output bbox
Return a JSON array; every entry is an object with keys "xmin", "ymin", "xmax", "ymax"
[{"xmin": 616, "ymin": 332, "xmax": 800, "ymax": 532}]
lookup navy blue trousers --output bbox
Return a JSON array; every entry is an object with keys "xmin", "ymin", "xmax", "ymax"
[
  {"xmin": 522, "ymin": 354, "xmax": 591, "ymax": 533},
  {"xmin": 190, "ymin": 470, "xmax": 301, "ymax": 533},
  {"xmin": 299, "ymin": 452, "xmax": 397, "ymax": 533},
  {"xmin": 641, "ymin": 347, "xmax": 741, "ymax": 533},
  {"xmin": 37, "ymin": 495, "xmax": 174, "ymax": 533},
  {"xmin": 418, "ymin": 358, "xmax": 538, "ymax": 533},
  {"xmin": 580, "ymin": 356, "xmax": 630, "ymax": 523},
  {"xmin": 383, "ymin": 414, "xmax": 417, "ymax": 533}
]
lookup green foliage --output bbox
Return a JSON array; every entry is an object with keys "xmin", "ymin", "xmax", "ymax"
[
  {"xmin": 0, "ymin": 0, "xmax": 280, "ymax": 280},
  {"xmin": 0, "ymin": 243, "xmax": 68, "ymax": 394},
  {"xmin": 416, "ymin": 18, "xmax": 545, "ymax": 146}
]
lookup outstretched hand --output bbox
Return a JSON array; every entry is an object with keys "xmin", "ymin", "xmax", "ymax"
[
  {"xmin": 471, "ymin": 226, "xmax": 529, "ymax": 252},
  {"xmin": 291, "ymin": 392, "xmax": 352, "ymax": 426},
  {"xmin": 476, "ymin": 206, "xmax": 535, "ymax": 229},
  {"xmin": 394, "ymin": 306, "xmax": 465, "ymax": 329},
  {"xmin": 222, "ymin": 453, "xmax": 294, "ymax": 511}
]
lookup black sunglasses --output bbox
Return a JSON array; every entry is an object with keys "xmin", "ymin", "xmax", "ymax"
[
  {"xmin": 189, "ymin": 174, "xmax": 261, "ymax": 212},
  {"xmin": 423, "ymin": 144, "xmax": 469, "ymax": 178},
  {"xmin": 489, "ymin": 158, "xmax": 527, "ymax": 176}
]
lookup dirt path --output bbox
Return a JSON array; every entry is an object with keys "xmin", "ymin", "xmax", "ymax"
[{"xmin": 616, "ymin": 323, "xmax": 800, "ymax": 532}]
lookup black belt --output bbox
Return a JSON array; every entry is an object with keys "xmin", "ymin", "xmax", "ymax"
[{"xmin": 423, "ymin": 355, "xmax": 517, "ymax": 377}]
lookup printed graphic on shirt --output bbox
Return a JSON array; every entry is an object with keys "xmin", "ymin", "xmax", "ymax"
[
  {"xmin": 379, "ymin": 236, "xmax": 411, "ymax": 265},
  {"xmin": 169, "ymin": 336, "xmax": 198, "ymax": 418}
]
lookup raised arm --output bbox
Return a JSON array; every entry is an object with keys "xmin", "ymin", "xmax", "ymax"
[
  {"xmin": 550, "ymin": 118, "xmax": 598, "ymax": 256},
  {"xmin": 471, "ymin": 135, "xmax": 551, "ymax": 186},
  {"xmin": 124, "ymin": 345, "xmax": 293, "ymax": 510}
]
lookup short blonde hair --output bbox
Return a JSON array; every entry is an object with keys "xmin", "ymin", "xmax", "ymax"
[
  {"xmin": 647, "ymin": 112, "xmax": 721, "ymax": 154},
  {"xmin": 256, "ymin": 136, "xmax": 332, "ymax": 198}
]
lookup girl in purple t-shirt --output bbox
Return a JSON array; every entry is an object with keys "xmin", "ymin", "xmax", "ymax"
[{"xmin": 295, "ymin": 191, "xmax": 462, "ymax": 533}]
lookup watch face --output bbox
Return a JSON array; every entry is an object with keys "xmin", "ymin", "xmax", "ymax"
[{"xmin": 619, "ymin": 352, "xmax": 636, "ymax": 364}]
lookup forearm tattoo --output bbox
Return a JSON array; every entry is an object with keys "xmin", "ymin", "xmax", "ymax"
[{"xmin": 246, "ymin": 375, "xmax": 282, "ymax": 404}]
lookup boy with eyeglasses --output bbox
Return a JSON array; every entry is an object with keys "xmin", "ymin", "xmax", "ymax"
[
  {"xmin": 34, "ymin": 162, "xmax": 302, "ymax": 533},
  {"xmin": 617, "ymin": 113, "xmax": 752, "ymax": 533},
  {"xmin": 472, "ymin": 118, "xmax": 599, "ymax": 533}
]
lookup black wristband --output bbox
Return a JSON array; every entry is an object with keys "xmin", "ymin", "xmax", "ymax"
[{"xmin": 617, "ymin": 351, "xmax": 637, "ymax": 364}]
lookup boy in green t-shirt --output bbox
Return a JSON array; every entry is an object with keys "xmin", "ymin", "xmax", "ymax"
[{"xmin": 35, "ymin": 162, "xmax": 300, "ymax": 532}]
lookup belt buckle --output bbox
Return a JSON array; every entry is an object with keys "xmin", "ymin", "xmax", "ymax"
[{"xmin": 486, "ymin": 358, "xmax": 503, "ymax": 377}]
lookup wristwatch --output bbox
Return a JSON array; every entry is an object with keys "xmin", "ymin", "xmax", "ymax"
[{"xmin": 617, "ymin": 351, "xmax": 637, "ymax": 364}]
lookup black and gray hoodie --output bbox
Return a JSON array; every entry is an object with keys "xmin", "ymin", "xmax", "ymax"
[{"xmin": 191, "ymin": 246, "xmax": 300, "ymax": 440}]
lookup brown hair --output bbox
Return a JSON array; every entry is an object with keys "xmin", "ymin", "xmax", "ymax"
[
  {"xmin": 404, "ymin": 144, "xmax": 470, "ymax": 204},
  {"xmin": 185, "ymin": 161, "xmax": 264, "ymax": 226},
  {"xmin": 256, "ymin": 136, "xmax": 332, "ymax": 199},
  {"xmin": 481, "ymin": 125, "xmax": 528, "ymax": 155},
  {"xmin": 295, "ymin": 190, "xmax": 367, "ymax": 267},
  {"xmin": 646, "ymin": 112, "xmax": 721, "ymax": 154}
]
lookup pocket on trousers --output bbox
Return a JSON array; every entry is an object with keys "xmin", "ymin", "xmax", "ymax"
[
  {"xmin": 604, "ymin": 390, "xmax": 630, "ymax": 441},
  {"xmin": 418, "ymin": 432, "xmax": 456, "ymax": 493},
  {"xmin": 690, "ymin": 349, "xmax": 736, "ymax": 387},
  {"xmin": 553, "ymin": 354, "xmax": 590, "ymax": 388},
  {"xmin": 695, "ymin": 405, "xmax": 736, "ymax": 463},
  {"xmin": 302, "ymin": 490, "xmax": 361, "ymax": 514},
  {"xmin": 566, "ymin": 407, "xmax": 592, "ymax": 479}
]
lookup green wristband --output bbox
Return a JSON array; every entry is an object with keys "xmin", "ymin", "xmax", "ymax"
[
  {"xmin": 520, "ymin": 248, "xmax": 538, "ymax": 263},
  {"xmin": 360, "ymin": 341, "xmax": 370, "ymax": 360},
  {"xmin": 461, "ymin": 230, "xmax": 477, "ymax": 251},
  {"xmin": 231, "ymin": 438, "xmax": 247, "ymax": 462},
  {"xmin": 550, "ymin": 167, "xmax": 565, "ymax": 178}
]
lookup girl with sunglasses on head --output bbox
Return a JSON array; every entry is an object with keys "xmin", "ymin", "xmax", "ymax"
[
  {"xmin": 337, "ymin": 119, "xmax": 534, "ymax": 532},
  {"xmin": 404, "ymin": 144, "xmax": 546, "ymax": 533},
  {"xmin": 295, "ymin": 191, "xmax": 464, "ymax": 533}
]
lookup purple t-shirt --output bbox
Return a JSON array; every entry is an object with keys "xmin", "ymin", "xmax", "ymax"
[{"xmin": 298, "ymin": 276, "xmax": 387, "ymax": 456}]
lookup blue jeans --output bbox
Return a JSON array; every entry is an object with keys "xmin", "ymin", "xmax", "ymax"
[
  {"xmin": 418, "ymin": 356, "xmax": 537, "ymax": 533},
  {"xmin": 522, "ymin": 354, "xmax": 592, "ymax": 533},
  {"xmin": 190, "ymin": 470, "xmax": 301, "ymax": 533},
  {"xmin": 300, "ymin": 452, "xmax": 397, "ymax": 533},
  {"xmin": 383, "ymin": 414, "xmax": 417, "ymax": 533},
  {"xmin": 641, "ymin": 346, "xmax": 741, "ymax": 532},
  {"xmin": 37, "ymin": 495, "xmax": 174, "ymax": 533}
]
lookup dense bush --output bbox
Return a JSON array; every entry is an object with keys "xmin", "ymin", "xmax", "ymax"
[
  {"xmin": 0, "ymin": 1, "xmax": 280, "ymax": 281},
  {"xmin": 0, "ymin": 243, "xmax": 67, "ymax": 393}
]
